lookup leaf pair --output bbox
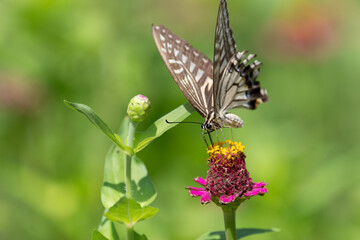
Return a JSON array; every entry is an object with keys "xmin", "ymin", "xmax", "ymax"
[
  {"xmin": 64, "ymin": 100, "xmax": 194, "ymax": 155},
  {"xmin": 101, "ymin": 143, "xmax": 156, "ymax": 210},
  {"xmin": 92, "ymin": 198, "xmax": 157, "ymax": 239},
  {"xmin": 105, "ymin": 198, "xmax": 158, "ymax": 227}
]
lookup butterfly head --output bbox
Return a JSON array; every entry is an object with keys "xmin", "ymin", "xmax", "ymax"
[
  {"xmin": 202, "ymin": 118, "xmax": 223, "ymax": 131},
  {"xmin": 201, "ymin": 123, "xmax": 213, "ymax": 131}
]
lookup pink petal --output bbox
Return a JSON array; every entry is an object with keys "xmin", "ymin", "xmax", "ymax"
[
  {"xmin": 200, "ymin": 191, "xmax": 211, "ymax": 204},
  {"xmin": 253, "ymin": 181, "xmax": 267, "ymax": 188},
  {"xmin": 245, "ymin": 187, "xmax": 268, "ymax": 196},
  {"xmin": 188, "ymin": 189, "xmax": 207, "ymax": 197},
  {"xmin": 194, "ymin": 177, "xmax": 207, "ymax": 186},
  {"xmin": 219, "ymin": 195, "xmax": 236, "ymax": 204},
  {"xmin": 186, "ymin": 187, "xmax": 205, "ymax": 191},
  {"xmin": 245, "ymin": 188, "xmax": 260, "ymax": 196},
  {"xmin": 244, "ymin": 191, "xmax": 256, "ymax": 197},
  {"xmin": 257, "ymin": 187, "xmax": 268, "ymax": 194},
  {"xmin": 137, "ymin": 94, "xmax": 148, "ymax": 100}
]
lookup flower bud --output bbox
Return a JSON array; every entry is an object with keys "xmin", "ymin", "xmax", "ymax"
[{"xmin": 127, "ymin": 94, "xmax": 150, "ymax": 122}]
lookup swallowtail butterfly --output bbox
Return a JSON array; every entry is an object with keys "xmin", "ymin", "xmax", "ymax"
[{"xmin": 152, "ymin": 0, "xmax": 268, "ymax": 131}]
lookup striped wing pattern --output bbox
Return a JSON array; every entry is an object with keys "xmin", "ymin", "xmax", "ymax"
[
  {"xmin": 152, "ymin": 25, "xmax": 214, "ymax": 117},
  {"xmin": 214, "ymin": 0, "xmax": 268, "ymax": 116},
  {"xmin": 217, "ymin": 51, "xmax": 268, "ymax": 113},
  {"xmin": 213, "ymin": 0, "xmax": 237, "ymax": 113}
]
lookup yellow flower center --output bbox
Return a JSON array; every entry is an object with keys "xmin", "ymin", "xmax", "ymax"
[{"xmin": 207, "ymin": 140, "xmax": 245, "ymax": 159}]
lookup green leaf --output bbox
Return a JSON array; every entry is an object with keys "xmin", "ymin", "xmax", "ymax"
[
  {"xmin": 92, "ymin": 230, "xmax": 109, "ymax": 240},
  {"xmin": 196, "ymin": 228, "xmax": 279, "ymax": 240},
  {"xmin": 96, "ymin": 216, "xmax": 120, "ymax": 240},
  {"xmin": 96, "ymin": 219, "xmax": 147, "ymax": 240},
  {"xmin": 64, "ymin": 100, "xmax": 134, "ymax": 155},
  {"xmin": 134, "ymin": 231, "xmax": 148, "ymax": 240},
  {"xmin": 101, "ymin": 124, "xmax": 157, "ymax": 209},
  {"xmin": 105, "ymin": 197, "xmax": 158, "ymax": 226},
  {"xmin": 236, "ymin": 228, "xmax": 280, "ymax": 238},
  {"xmin": 134, "ymin": 102, "xmax": 194, "ymax": 152},
  {"xmin": 117, "ymin": 116, "xmax": 130, "ymax": 141}
]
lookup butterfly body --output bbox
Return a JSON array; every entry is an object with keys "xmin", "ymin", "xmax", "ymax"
[
  {"xmin": 152, "ymin": 0, "xmax": 268, "ymax": 131},
  {"xmin": 202, "ymin": 108, "xmax": 243, "ymax": 131}
]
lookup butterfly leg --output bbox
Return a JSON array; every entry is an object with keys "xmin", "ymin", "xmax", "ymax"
[
  {"xmin": 219, "ymin": 127, "xmax": 229, "ymax": 147},
  {"xmin": 202, "ymin": 129, "xmax": 215, "ymax": 147},
  {"xmin": 230, "ymin": 127, "xmax": 234, "ymax": 142},
  {"xmin": 207, "ymin": 130, "xmax": 214, "ymax": 146},
  {"xmin": 202, "ymin": 131, "xmax": 209, "ymax": 148},
  {"xmin": 214, "ymin": 128, "xmax": 220, "ymax": 143}
]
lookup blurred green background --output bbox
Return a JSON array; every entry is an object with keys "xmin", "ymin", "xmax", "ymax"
[{"xmin": 1, "ymin": 0, "xmax": 359, "ymax": 239}]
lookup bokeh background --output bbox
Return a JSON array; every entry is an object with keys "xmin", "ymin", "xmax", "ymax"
[{"xmin": 1, "ymin": 0, "xmax": 359, "ymax": 239}]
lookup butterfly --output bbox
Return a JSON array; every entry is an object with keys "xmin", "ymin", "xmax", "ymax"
[{"xmin": 152, "ymin": 0, "xmax": 268, "ymax": 132}]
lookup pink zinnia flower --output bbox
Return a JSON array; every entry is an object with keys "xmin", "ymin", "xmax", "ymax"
[{"xmin": 187, "ymin": 140, "xmax": 267, "ymax": 205}]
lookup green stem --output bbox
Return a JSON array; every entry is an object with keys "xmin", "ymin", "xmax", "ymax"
[
  {"xmin": 127, "ymin": 121, "xmax": 137, "ymax": 148},
  {"xmin": 127, "ymin": 226, "xmax": 134, "ymax": 240},
  {"xmin": 223, "ymin": 207, "xmax": 237, "ymax": 240},
  {"xmin": 125, "ymin": 121, "xmax": 137, "ymax": 199},
  {"xmin": 125, "ymin": 155, "xmax": 132, "ymax": 199},
  {"xmin": 125, "ymin": 120, "xmax": 137, "ymax": 240}
]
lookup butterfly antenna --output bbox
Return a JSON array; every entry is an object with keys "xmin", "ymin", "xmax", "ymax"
[{"xmin": 165, "ymin": 119, "xmax": 202, "ymax": 125}]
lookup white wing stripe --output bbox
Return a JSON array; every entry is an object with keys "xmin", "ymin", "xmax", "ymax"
[
  {"xmin": 200, "ymin": 77, "xmax": 213, "ymax": 111},
  {"xmin": 182, "ymin": 55, "xmax": 188, "ymax": 63},
  {"xmin": 220, "ymin": 59, "xmax": 227, "ymax": 72},
  {"xmin": 169, "ymin": 59, "xmax": 180, "ymax": 64},
  {"xmin": 190, "ymin": 61, "xmax": 195, "ymax": 72},
  {"xmin": 174, "ymin": 48, "xmax": 179, "ymax": 57},
  {"xmin": 195, "ymin": 69, "xmax": 204, "ymax": 82},
  {"xmin": 174, "ymin": 68, "xmax": 184, "ymax": 74}
]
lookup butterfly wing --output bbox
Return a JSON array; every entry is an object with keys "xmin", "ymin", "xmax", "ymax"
[
  {"xmin": 214, "ymin": 0, "xmax": 268, "ymax": 118},
  {"xmin": 213, "ymin": 0, "xmax": 238, "ymax": 114},
  {"xmin": 152, "ymin": 25, "xmax": 214, "ymax": 117},
  {"xmin": 218, "ymin": 51, "xmax": 268, "ymax": 113}
]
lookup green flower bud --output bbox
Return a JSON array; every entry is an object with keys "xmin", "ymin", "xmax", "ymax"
[{"xmin": 127, "ymin": 94, "xmax": 150, "ymax": 122}]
